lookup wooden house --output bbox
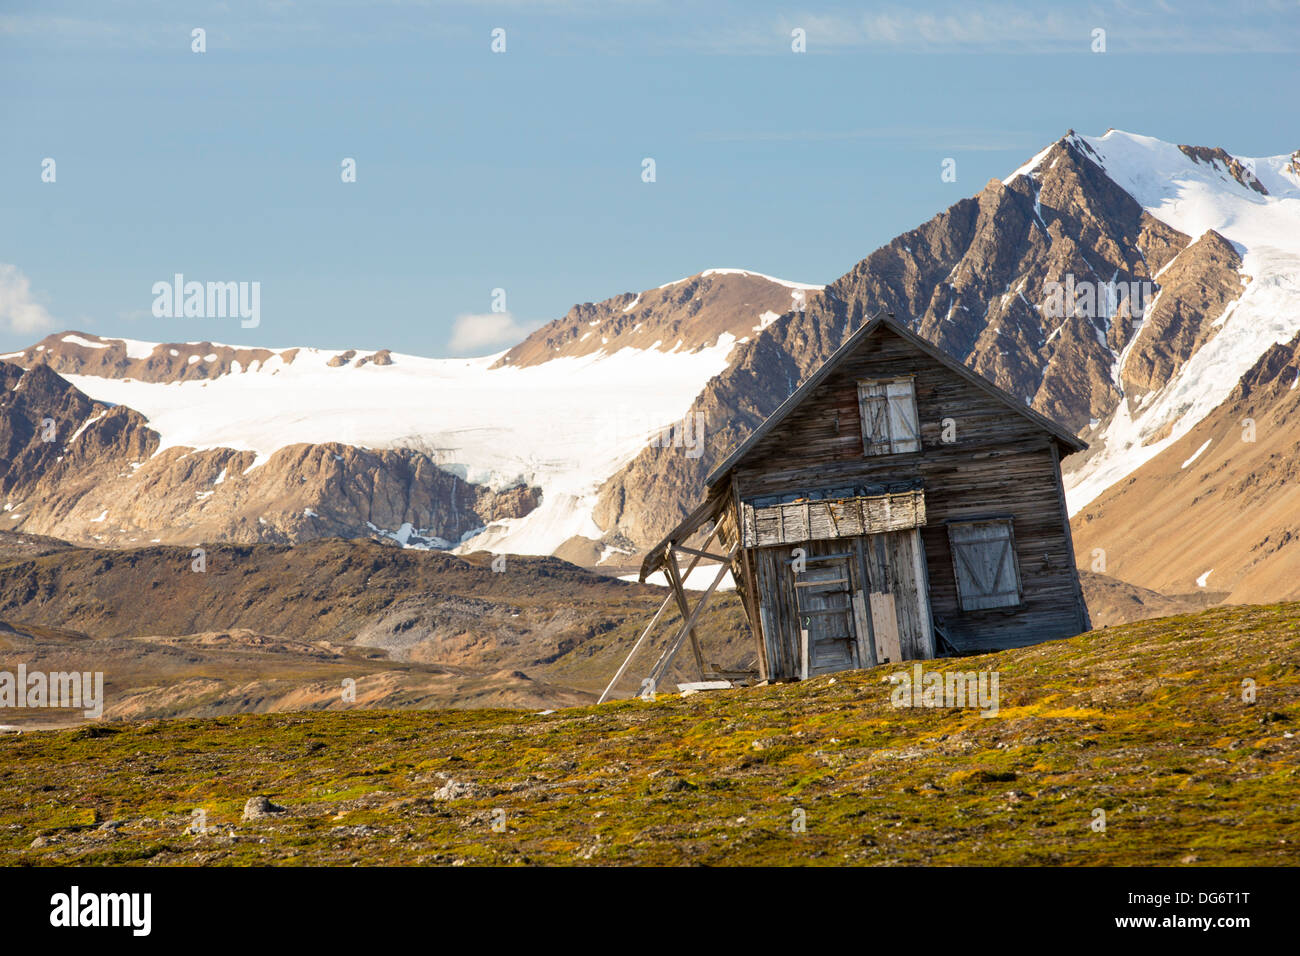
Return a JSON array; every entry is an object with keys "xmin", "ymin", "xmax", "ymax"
[{"xmin": 600, "ymin": 311, "xmax": 1090, "ymax": 701}]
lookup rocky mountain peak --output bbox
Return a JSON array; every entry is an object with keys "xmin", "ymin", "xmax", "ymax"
[{"xmin": 492, "ymin": 269, "xmax": 824, "ymax": 369}]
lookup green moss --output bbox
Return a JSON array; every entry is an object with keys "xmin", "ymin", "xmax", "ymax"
[{"xmin": 1, "ymin": 602, "xmax": 1298, "ymax": 865}]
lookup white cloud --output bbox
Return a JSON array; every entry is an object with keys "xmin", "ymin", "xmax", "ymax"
[
  {"xmin": 0, "ymin": 264, "xmax": 57, "ymax": 335},
  {"xmin": 447, "ymin": 311, "xmax": 538, "ymax": 355},
  {"xmin": 691, "ymin": 2, "xmax": 1300, "ymax": 54}
]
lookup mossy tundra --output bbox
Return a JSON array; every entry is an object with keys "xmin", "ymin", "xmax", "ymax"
[{"xmin": 2, "ymin": 602, "xmax": 1297, "ymax": 866}]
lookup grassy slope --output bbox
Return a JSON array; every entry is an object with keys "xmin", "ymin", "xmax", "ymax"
[{"xmin": 2, "ymin": 603, "xmax": 1297, "ymax": 866}]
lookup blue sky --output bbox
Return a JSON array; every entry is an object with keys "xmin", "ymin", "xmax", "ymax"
[{"xmin": 1, "ymin": 0, "xmax": 1297, "ymax": 356}]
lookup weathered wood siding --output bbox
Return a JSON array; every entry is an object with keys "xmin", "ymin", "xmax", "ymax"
[
  {"xmin": 731, "ymin": 325, "xmax": 1087, "ymax": 654},
  {"xmin": 740, "ymin": 487, "xmax": 925, "ymax": 547}
]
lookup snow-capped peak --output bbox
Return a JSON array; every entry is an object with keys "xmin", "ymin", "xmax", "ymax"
[
  {"xmin": 1060, "ymin": 130, "xmax": 1300, "ymax": 512},
  {"xmin": 658, "ymin": 268, "xmax": 824, "ymax": 291}
]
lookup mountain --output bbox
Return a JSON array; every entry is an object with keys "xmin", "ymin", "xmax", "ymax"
[
  {"xmin": 4, "ymin": 130, "xmax": 1297, "ymax": 607},
  {"xmin": 595, "ymin": 131, "xmax": 1300, "ymax": 603},
  {"xmin": 494, "ymin": 268, "xmax": 820, "ymax": 368},
  {"xmin": 0, "ymin": 361, "xmax": 534, "ymax": 549},
  {"xmin": 1, "ymin": 270, "xmax": 813, "ymax": 560}
]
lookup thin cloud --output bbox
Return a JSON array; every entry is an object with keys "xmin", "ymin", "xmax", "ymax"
[
  {"xmin": 447, "ymin": 311, "xmax": 539, "ymax": 355},
  {"xmin": 690, "ymin": 2, "xmax": 1300, "ymax": 55},
  {"xmin": 0, "ymin": 264, "xmax": 57, "ymax": 335}
]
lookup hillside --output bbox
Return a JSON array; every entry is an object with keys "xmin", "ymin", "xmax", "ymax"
[
  {"xmin": 1072, "ymin": 332, "xmax": 1300, "ymax": 603},
  {"xmin": 3, "ymin": 602, "xmax": 1296, "ymax": 865},
  {"xmin": 0, "ymin": 535, "xmax": 754, "ymax": 721}
]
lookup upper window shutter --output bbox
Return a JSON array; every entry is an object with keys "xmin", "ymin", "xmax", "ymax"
[
  {"xmin": 859, "ymin": 378, "xmax": 919, "ymax": 456},
  {"xmin": 886, "ymin": 381, "xmax": 920, "ymax": 453},
  {"xmin": 857, "ymin": 382, "xmax": 892, "ymax": 456},
  {"xmin": 948, "ymin": 520, "xmax": 1022, "ymax": 611}
]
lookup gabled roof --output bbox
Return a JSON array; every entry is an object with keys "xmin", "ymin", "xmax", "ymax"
[{"xmin": 704, "ymin": 310, "xmax": 1087, "ymax": 488}]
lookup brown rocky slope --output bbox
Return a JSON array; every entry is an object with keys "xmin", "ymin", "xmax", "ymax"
[
  {"xmin": 0, "ymin": 361, "xmax": 536, "ymax": 548},
  {"xmin": 1071, "ymin": 332, "xmax": 1300, "ymax": 603}
]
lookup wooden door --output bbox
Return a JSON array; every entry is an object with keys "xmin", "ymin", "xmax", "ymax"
[
  {"xmin": 859, "ymin": 529, "xmax": 935, "ymax": 663},
  {"xmin": 792, "ymin": 548, "xmax": 860, "ymax": 677}
]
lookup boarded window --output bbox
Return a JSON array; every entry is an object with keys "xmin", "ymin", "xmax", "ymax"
[
  {"xmin": 858, "ymin": 378, "xmax": 919, "ymax": 455},
  {"xmin": 948, "ymin": 519, "xmax": 1022, "ymax": 611}
]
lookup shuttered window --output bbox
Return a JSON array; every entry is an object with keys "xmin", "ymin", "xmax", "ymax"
[
  {"xmin": 948, "ymin": 519, "xmax": 1022, "ymax": 611},
  {"xmin": 858, "ymin": 378, "xmax": 920, "ymax": 455}
]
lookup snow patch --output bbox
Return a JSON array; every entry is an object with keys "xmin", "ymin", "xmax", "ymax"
[
  {"xmin": 660, "ymin": 268, "xmax": 821, "ymax": 291},
  {"xmin": 67, "ymin": 412, "xmax": 106, "ymax": 444},
  {"xmin": 1180, "ymin": 439, "xmax": 1212, "ymax": 469},
  {"xmin": 61, "ymin": 334, "xmax": 109, "ymax": 349},
  {"xmin": 1002, "ymin": 142, "xmax": 1057, "ymax": 185},
  {"xmin": 119, "ymin": 338, "xmax": 157, "ymax": 359}
]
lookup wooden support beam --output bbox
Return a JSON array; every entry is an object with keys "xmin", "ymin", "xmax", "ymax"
[
  {"xmin": 731, "ymin": 475, "xmax": 768, "ymax": 682},
  {"xmin": 703, "ymin": 668, "xmax": 760, "ymax": 682},
  {"xmin": 648, "ymin": 544, "xmax": 738, "ymax": 689},
  {"xmin": 669, "ymin": 521, "xmax": 721, "ymax": 588},
  {"xmin": 597, "ymin": 589, "xmax": 675, "ymax": 704},
  {"xmin": 658, "ymin": 520, "xmax": 723, "ymax": 681},
  {"xmin": 665, "ymin": 550, "xmax": 707, "ymax": 677},
  {"xmin": 669, "ymin": 544, "xmax": 731, "ymax": 564}
]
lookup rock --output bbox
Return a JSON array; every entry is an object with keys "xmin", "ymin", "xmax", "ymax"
[
  {"xmin": 331, "ymin": 824, "xmax": 375, "ymax": 837},
  {"xmin": 241, "ymin": 795, "xmax": 286, "ymax": 821},
  {"xmin": 433, "ymin": 779, "xmax": 487, "ymax": 801}
]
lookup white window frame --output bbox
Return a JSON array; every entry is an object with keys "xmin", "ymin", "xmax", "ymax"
[
  {"xmin": 947, "ymin": 518, "xmax": 1023, "ymax": 612},
  {"xmin": 858, "ymin": 377, "xmax": 920, "ymax": 456}
]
